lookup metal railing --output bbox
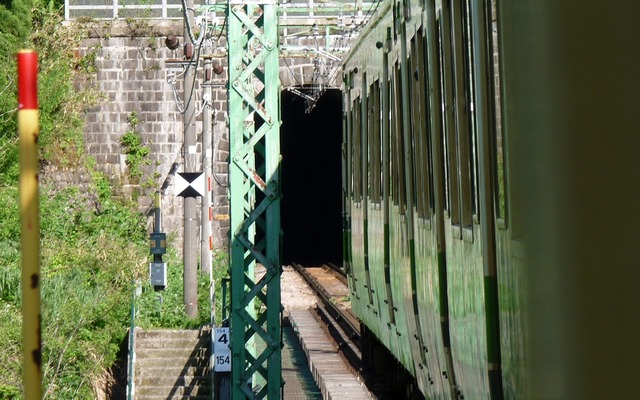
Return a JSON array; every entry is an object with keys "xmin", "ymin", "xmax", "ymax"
[
  {"xmin": 209, "ymin": 263, "xmax": 216, "ymax": 399},
  {"xmin": 126, "ymin": 281, "xmax": 140, "ymax": 400},
  {"xmin": 65, "ymin": 0, "xmax": 381, "ymax": 22},
  {"xmin": 65, "ymin": 0, "xmax": 183, "ymax": 20}
]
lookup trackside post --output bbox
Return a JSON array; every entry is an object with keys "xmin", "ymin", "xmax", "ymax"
[{"xmin": 18, "ymin": 49, "xmax": 42, "ymax": 400}]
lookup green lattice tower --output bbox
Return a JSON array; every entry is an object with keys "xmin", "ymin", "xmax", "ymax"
[{"xmin": 227, "ymin": 1, "xmax": 282, "ymax": 398}]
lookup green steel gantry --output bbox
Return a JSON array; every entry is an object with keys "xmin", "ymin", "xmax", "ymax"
[{"xmin": 227, "ymin": 1, "xmax": 282, "ymax": 398}]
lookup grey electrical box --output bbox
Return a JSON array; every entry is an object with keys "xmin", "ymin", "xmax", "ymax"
[{"xmin": 150, "ymin": 262, "xmax": 167, "ymax": 288}]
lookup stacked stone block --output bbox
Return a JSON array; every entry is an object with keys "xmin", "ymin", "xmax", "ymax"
[
  {"xmin": 76, "ymin": 19, "xmax": 346, "ymax": 251},
  {"xmin": 76, "ymin": 21, "xmax": 230, "ymax": 249}
]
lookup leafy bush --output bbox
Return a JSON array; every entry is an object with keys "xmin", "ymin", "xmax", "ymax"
[
  {"xmin": 0, "ymin": 2, "xmax": 227, "ymax": 398},
  {"xmin": 0, "ymin": 304, "xmax": 22, "ymax": 395},
  {"xmin": 0, "ymin": 384, "xmax": 21, "ymax": 400},
  {"xmin": 32, "ymin": 184, "xmax": 148, "ymax": 398},
  {"xmin": 0, "ymin": 0, "xmax": 30, "ymax": 184},
  {"xmin": 0, "ymin": 2, "xmax": 151, "ymax": 397},
  {"xmin": 0, "ymin": 179, "xmax": 149, "ymax": 397},
  {"xmin": 30, "ymin": 6, "xmax": 103, "ymax": 167},
  {"xmin": 120, "ymin": 111, "xmax": 150, "ymax": 184},
  {"xmin": 136, "ymin": 249, "xmax": 227, "ymax": 329}
]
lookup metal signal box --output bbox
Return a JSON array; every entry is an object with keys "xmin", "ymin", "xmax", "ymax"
[{"xmin": 149, "ymin": 262, "xmax": 167, "ymax": 287}]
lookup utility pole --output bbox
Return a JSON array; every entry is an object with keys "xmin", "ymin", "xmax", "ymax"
[
  {"xmin": 201, "ymin": 48, "xmax": 213, "ymax": 277},
  {"xmin": 183, "ymin": 0, "xmax": 198, "ymax": 319}
]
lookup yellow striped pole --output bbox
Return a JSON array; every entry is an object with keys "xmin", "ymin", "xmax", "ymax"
[{"xmin": 18, "ymin": 49, "xmax": 41, "ymax": 399}]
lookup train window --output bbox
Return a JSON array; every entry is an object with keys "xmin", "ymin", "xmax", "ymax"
[
  {"xmin": 439, "ymin": 2, "xmax": 461, "ymax": 227},
  {"xmin": 392, "ymin": 1, "xmax": 399, "ymax": 41},
  {"xmin": 371, "ymin": 80, "xmax": 382, "ymax": 204},
  {"xmin": 390, "ymin": 69, "xmax": 396, "ymax": 205},
  {"xmin": 464, "ymin": 0, "xmax": 480, "ymax": 222},
  {"xmin": 382, "ymin": 63, "xmax": 391, "ymax": 209},
  {"xmin": 353, "ymin": 97, "xmax": 362, "ymax": 203},
  {"xmin": 451, "ymin": 0, "xmax": 475, "ymax": 232},
  {"xmin": 390, "ymin": 73, "xmax": 397, "ymax": 206},
  {"xmin": 403, "ymin": 0, "xmax": 411, "ymax": 21},
  {"xmin": 361, "ymin": 73, "xmax": 369, "ymax": 204},
  {"xmin": 406, "ymin": 44, "xmax": 418, "ymax": 217},
  {"xmin": 436, "ymin": 17, "xmax": 451, "ymax": 214},
  {"xmin": 490, "ymin": 0, "xmax": 507, "ymax": 224},
  {"xmin": 412, "ymin": 33, "xmax": 433, "ymax": 220},
  {"xmin": 439, "ymin": 0, "xmax": 480, "ymax": 238},
  {"xmin": 344, "ymin": 85, "xmax": 352, "ymax": 200},
  {"xmin": 342, "ymin": 110, "xmax": 353, "ymax": 199},
  {"xmin": 393, "ymin": 62, "xmax": 407, "ymax": 213}
]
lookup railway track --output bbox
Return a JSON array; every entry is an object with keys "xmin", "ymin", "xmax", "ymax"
[{"xmin": 290, "ymin": 263, "xmax": 362, "ymax": 375}]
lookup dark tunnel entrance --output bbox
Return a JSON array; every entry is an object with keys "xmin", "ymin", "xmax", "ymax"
[{"xmin": 280, "ymin": 88, "xmax": 343, "ymax": 266}]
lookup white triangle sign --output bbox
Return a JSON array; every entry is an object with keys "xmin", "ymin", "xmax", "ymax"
[{"xmin": 176, "ymin": 172, "xmax": 205, "ymax": 197}]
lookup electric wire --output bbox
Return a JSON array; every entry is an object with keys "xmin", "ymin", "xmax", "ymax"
[
  {"xmin": 358, "ymin": 0, "xmax": 382, "ymax": 32},
  {"xmin": 281, "ymin": 56, "xmax": 303, "ymax": 87},
  {"xmin": 180, "ymin": 0, "xmax": 197, "ymax": 44}
]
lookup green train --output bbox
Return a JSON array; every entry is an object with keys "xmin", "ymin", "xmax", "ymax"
[{"xmin": 341, "ymin": 1, "xmax": 640, "ymax": 399}]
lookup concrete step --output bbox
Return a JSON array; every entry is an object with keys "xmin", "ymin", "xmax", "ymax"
[
  {"xmin": 137, "ymin": 346, "xmax": 210, "ymax": 359},
  {"xmin": 136, "ymin": 374, "xmax": 210, "ymax": 387},
  {"xmin": 136, "ymin": 356, "xmax": 210, "ymax": 369},
  {"xmin": 136, "ymin": 365, "xmax": 211, "ymax": 379},
  {"xmin": 134, "ymin": 328, "xmax": 212, "ymax": 399},
  {"xmin": 137, "ymin": 336, "xmax": 210, "ymax": 349},
  {"xmin": 136, "ymin": 383, "xmax": 210, "ymax": 398},
  {"xmin": 138, "ymin": 329, "xmax": 209, "ymax": 341},
  {"xmin": 136, "ymin": 395, "xmax": 210, "ymax": 400}
]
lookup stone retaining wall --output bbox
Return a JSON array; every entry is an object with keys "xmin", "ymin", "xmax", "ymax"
[{"xmin": 74, "ymin": 19, "xmax": 344, "ymax": 252}]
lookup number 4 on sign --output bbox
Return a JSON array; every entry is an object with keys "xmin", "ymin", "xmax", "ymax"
[
  {"xmin": 214, "ymin": 327, "xmax": 231, "ymax": 372},
  {"xmin": 214, "ymin": 327, "xmax": 230, "ymax": 347}
]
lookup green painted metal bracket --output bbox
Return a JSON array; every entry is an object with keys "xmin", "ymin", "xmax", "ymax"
[{"xmin": 227, "ymin": 1, "xmax": 282, "ymax": 399}]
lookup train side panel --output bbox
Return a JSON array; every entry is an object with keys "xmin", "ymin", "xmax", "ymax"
[
  {"xmin": 346, "ymin": 8, "xmax": 401, "ymax": 356},
  {"xmin": 496, "ymin": 232, "xmax": 526, "ymax": 398},
  {"xmin": 445, "ymin": 223, "xmax": 490, "ymax": 399},
  {"xmin": 388, "ymin": 205, "xmax": 417, "ymax": 373},
  {"xmin": 436, "ymin": 0, "xmax": 497, "ymax": 397},
  {"xmin": 415, "ymin": 218, "xmax": 450, "ymax": 399},
  {"xmin": 344, "ymin": 1, "xmax": 508, "ymax": 399},
  {"xmin": 488, "ymin": 3, "xmax": 528, "ymax": 397},
  {"xmin": 366, "ymin": 75, "xmax": 394, "ymax": 350}
]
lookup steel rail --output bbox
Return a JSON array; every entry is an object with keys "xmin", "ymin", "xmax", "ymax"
[
  {"xmin": 291, "ymin": 263, "xmax": 360, "ymax": 343},
  {"xmin": 324, "ymin": 262, "xmax": 348, "ymax": 286}
]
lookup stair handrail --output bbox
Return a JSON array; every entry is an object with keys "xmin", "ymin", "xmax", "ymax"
[
  {"xmin": 209, "ymin": 260, "xmax": 215, "ymax": 399},
  {"xmin": 126, "ymin": 280, "xmax": 140, "ymax": 400}
]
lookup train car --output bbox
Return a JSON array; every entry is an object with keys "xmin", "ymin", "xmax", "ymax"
[
  {"xmin": 343, "ymin": 0, "xmax": 513, "ymax": 397},
  {"xmin": 342, "ymin": 1, "xmax": 640, "ymax": 399}
]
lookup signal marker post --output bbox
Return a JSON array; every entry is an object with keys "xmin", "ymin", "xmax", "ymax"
[{"xmin": 18, "ymin": 49, "xmax": 42, "ymax": 400}]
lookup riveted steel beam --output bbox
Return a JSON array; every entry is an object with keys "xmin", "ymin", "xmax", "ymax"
[{"xmin": 227, "ymin": 1, "xmax": 282, "ymax": 399}]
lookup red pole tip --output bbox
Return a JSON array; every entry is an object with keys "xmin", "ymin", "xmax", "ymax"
[{"xmin": 17, "ymin": 50, "xmax": 38, "ymax": 110}]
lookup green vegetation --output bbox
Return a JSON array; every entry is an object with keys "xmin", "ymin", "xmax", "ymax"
[
  {"xmin": 0, "ymin": 1, "xmax": 222, "ymax": 398},
  {"xmin": 0, "ymin": 176, "xmax": 149, "ymax": 398},
  {"xmin": 136, "ymin": 250, "xmax": 228, "ymax": 329},
  {"xmin": 120, "ymin": 111, "xmax": 150, "ymax": 184}
]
